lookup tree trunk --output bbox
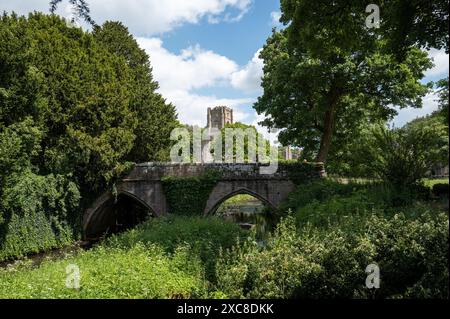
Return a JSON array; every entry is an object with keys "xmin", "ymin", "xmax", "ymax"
[
  {"xmin": 315, "ymin": 90, "xmax": 340, "ymax": 163},
  {"xmin": 315, "ymin": 108, "xmax": 334, "ymax": 163}
]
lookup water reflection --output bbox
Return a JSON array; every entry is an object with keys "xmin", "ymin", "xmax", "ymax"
[{"xmin": 215, "ymin": 194, "xmax": 280, "ymax": 240}]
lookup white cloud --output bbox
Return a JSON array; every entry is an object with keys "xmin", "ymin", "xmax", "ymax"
[
  {"xmin": 425, "ymin": 49, "xmax": 449, "ymax": 78},
  {"xmin": 391, "ymin": 91, "xmax": 440, "ymax": 127},
  {"xmin": 270, "ymin": 11, "xmax": 281, "ymax": 27},
  {"xmin": 137, "ymin": 37, "xmax": 238, "ymax": 92},
  {"xmin": 137, "ymin": 37, "xmax": 258, "ymax": 126},
  {"xmin": 0, "ymin": 0, "xmax": 253, "ymax": 35},
  {"xmin": 230, "ymin": 49, "xmax": 264, "ymax": 93},
  {"xmin": 1, "ymin": 0, "xmax": 265, "ymax": 127}
]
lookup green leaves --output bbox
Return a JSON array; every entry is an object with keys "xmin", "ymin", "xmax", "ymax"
[
  {"xmin": 0, "ymin": 170, "xmax": 80, "ymax": 261},
  {"xmin": 161, "ymin": 171, "xmax": 220, "ymax": 217},
  {"xmin": 355, "ymin": 119, "xmax": 449, "ymax": 187},
  {"xmin": 0, "ymin": 13, "xmax": 178, "ymax": 259},
  {"xmin": 255, "ymin": 1, "xmax": 433, "ymax": 164}
]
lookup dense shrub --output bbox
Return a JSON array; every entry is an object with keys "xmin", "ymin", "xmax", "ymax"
[
  {"xmin": 284, "ymin": 179, "xmax": 432, "ymax": 220},
  {"xmin": 355, "ymin": 124, "xmax": 448, "ymax": 187},
  {"xmin": 0, "ymin": 244, "xmax": 206, "ymax": 299},
  {"xmin": 0, "ymin": 12, "xmax": 178, "ymax": 261},
  {"xmin": 216, "ymin": 215, "xmax": 376, "ymax": 298},
  {"xmin": 104, "ymin": 215, "xmax": 247, "ymax": 282},
  {"xmin": 279, "ymin": 161, "xmax": 324, "ymax": 185},
  {"xmin": 280, "ymin": 179, "xmax": 365, "ymax": 212},
  {"xmin": 367, "ymin": 213, "xmax": 449, "ymax": 298},
  {"xmin": 216, "ymin": 179, "xmax": 448, "ymax": 299},
  {"xmin": 0, "ymin": 171, "xmax": 80, "ymax": 261},
  {"xmin": 216, "ymin": 210, "xmax": 449, "ymax": 299}
]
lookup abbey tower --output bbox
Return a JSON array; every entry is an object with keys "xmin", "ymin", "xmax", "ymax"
[{"xmin": 207, "ymin": 106, "xmax": 233, "ymax": 129}]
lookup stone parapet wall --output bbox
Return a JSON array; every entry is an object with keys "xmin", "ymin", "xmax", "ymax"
[{"xmin": 124, "ymin": 162, "xmax": 324, "ymax": 181}]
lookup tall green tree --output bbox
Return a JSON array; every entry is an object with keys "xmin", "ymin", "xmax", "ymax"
[
  {"xmin": 255, "ymin": 1, "xmax": 432, "ymax": 164},
  {"xmin": 279, "ymin": 0, "xmax": 448, "ymax": 60},
  {"xmin": 379, "ymin": 0, "xmax": 449, "ymax": 58},
  {"xmin": 0, "ymin": 13, "xmax": 177, "ymax": 194},
  {"xmin": 93, "ymin": 21, "xmax": 178, "ymax": 162},
  {"xmin": 0, "ymin": 12, "xmax": 180, "ymax": 259},
  {"xmin": 436, "ymin": 77, "xmax": 449, "ymax": 125}
]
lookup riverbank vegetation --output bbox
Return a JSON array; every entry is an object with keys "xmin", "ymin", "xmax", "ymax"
[
  {"xmin": 1, "ymin": 179, "xmax": 447, "ymax": 299},
  {"xmin": 0, "ymin": 3, "xmax": 448, "ymax": 300}
]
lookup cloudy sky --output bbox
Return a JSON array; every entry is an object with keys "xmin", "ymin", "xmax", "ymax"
[{"xmin": 1, "ymin": 0, "xmax": 448, "ymax": 136}]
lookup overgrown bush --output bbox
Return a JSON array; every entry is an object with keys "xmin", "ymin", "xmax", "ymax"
[
  {"xmin": 280, "ymin": 178, "xmax": 365, "ymax": 212},
  {"xmin": 216, "ymin": 215, "xmax": 376, "ymax": 298},
  {"xmin": 104, "ymin": 215, "xmax": 247, "ymax": 282},
  {"xmin": 356, "ymin": 124, "xmax": 448, "ymax": 187},
  {"xmin": 216, "ymin": 209, "xmax": 449, "ymax": 299},
  {"xmin": 0, "ymin": 170, "xmax": 80, "ymax": 261},
  {"xmin": 366, "ymin": 213, "xmax": 449, "ymax": 298}
]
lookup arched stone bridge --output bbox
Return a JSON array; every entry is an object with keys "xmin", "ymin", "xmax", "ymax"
[{"xmin": 83, "ymin": 162, "xmax": 325, "ymax": 238}]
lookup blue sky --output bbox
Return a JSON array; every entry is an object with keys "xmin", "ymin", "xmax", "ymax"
[{"xmin": 1, "ymin": 0, "xmax": 448, "ymax": 138}]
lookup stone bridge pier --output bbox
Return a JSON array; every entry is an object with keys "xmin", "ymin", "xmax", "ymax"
[{"xmin": 83, "ymin": 162, "xmax": 324, "ymax": 239}]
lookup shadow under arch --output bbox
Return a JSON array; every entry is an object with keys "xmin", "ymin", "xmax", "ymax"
[
  {"xmin": 83, "ymin": 190, "xmax": 156, "ymax": 240},
  {"xmin": 204, "ymin": 187, "xmax": 277, "ymax": 216}
]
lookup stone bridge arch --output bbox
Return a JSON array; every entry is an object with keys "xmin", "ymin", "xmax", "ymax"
[
  {"xmin": 83, "ymin": 186, "xmax": 162, "ymax": 239},
  {"xmin": 203, "ymin": 180, "xmax": 295, "ymax": 215},
  {"xmin": 83, "ymin": 162, "xmax": 325, "ymax": 239}
]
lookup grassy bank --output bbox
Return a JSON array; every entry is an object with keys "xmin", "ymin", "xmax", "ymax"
[{"xmin": 0, "ymin": 180, "xmax": 448, "ymax": 299}]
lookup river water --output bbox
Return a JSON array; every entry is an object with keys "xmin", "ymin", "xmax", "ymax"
[{"xmin": 215, "ymin": 196, "xmax": 280, "ymax": 240}]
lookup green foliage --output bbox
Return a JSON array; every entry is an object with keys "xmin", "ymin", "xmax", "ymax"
[
  {"xmin": 280, "ymin": 178, "xmax": 362, "ymax": 213},
  {"xmin": 356, "ymin": 123, "xmax": 448, "ymax": 187},
  {"xmin": 0, "ymin": 12, "xmax": 177, "ymax": 192},
  {"xmin": 424, "ymin": 178, "xmax": 449, "ymax": 188},
  {"xmin": 93, "ymin": 21, "xmax": 178, "ymax": 162},
  {"xmin": 279, "ymin": 0, "xmax": 448, "ymax": 59},
  {"xmin": 105, "ymin": 215, "xmax": 247, "ymax": 282},
  {"xmin": 0, "ymin": 118, "xmax": 42, "ymax": 180},
  {"xmin": 161, "ymin": 170, "xmax": 220, "ymax": 216},
  {"xmin": 0, "ymin": 170, "xmax": 80, "ymax": 262},
  {"xmin": 0, "ymin": 181, "xmax": 447, "ymax": 299},
  {"xmin": 376, "ymin": 0, "xmax": 449, "ymax": 58},
  {"xmin": 436, "ymin": 77, "xmax": 449, "ymax": 125},
  {"xmin": 181, "ymin": 122, "xmax": 271, "ymax": 163},
  {"xmin": 367, "ymin": 212, "xmax": 448, "ymax": 298},
  {"xmin": 327, "ymin": 111, "xmax": 449, "ymax": 179},
  {"xmin": 216, "ymin": 180, "xmax": 448, "ymax": 299},
  {"xmin": 220, "ymin": 194, "xmax": 254, "ymax": 205},
  {"xmin": 0, "ymin": 12, "xmax": 177, "ymax": 260},
  {"xmin": 0, "ymin": 244, "xmax": 206, "ymax": 299},
  {"xmin": 0, "ymin": 216, "xmax": 247, "ymax": 298},
  {"xmin": 217, "ymin": 192, "xmax": 449, "ymax": 299},
  {"xmin": 279, "ymin": 161, "xmax": 324, "ymax": 185},
  {"xmin": 255, "ymin": 1, "xmax": 432, "ymax": 164},
  {"xmin": 218, "ymin": 122, "xmax": 270, "ymax": 162},
  {"xmin": 216, "ymin": 215, "xmax": 376, "ymax": 299}
]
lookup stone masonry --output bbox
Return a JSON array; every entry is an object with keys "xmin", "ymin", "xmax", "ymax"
[{"xmin": 83, "ymin": 162, "xmax": 324, "ymax": 238}]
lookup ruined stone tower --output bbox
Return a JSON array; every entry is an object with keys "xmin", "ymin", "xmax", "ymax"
[
  {"xmin": 207, "ymin": 106, "xmax": 233, "ymax": 129},
  {"xmin": 202, "ymin": 106, "xmax": 233, "ymax": 163}
]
